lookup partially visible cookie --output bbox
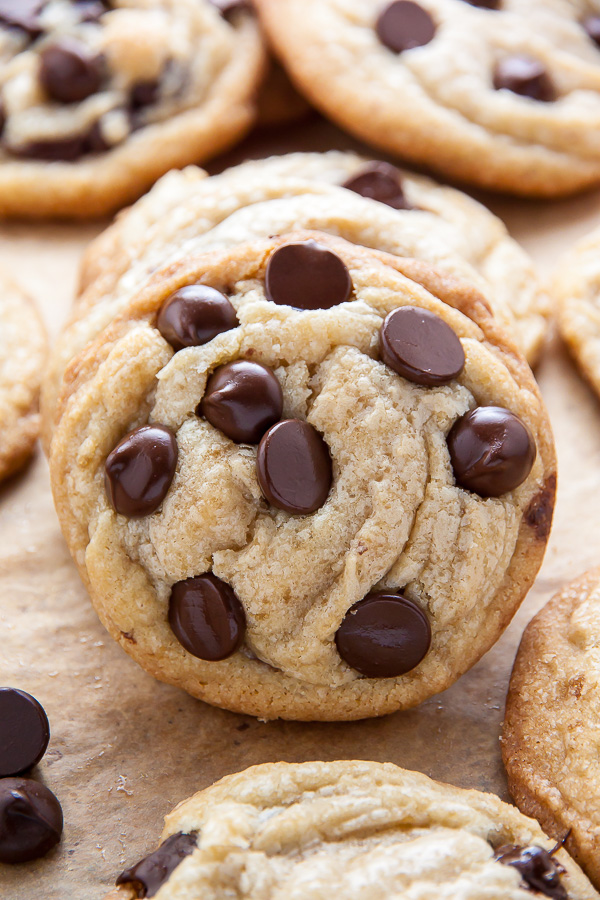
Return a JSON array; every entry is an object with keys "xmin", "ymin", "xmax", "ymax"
[
  {"xmin": 504, "ymin": 569, "xmax": 600, "ymax": 892},
  {"xmin": 0, "ymin": 270, "xmax": 47, "ymax": 481},
  {"xmin": 0, "ymin": 0, "xmax": 266, "ymax": 218},
  {"xmin": 103, "ymin": 761, "xmax": 597, "ymax": 899},
  {"xmin": 49, "ymin": 230, "xmax": 555, "ymax": 720},
  {"xmin": 554, "ymin": 227, "xmax": 600, "ymax": 398},
  {"xmin": 254, "ymin": 0, "xmax": 600, "ymax": 197}
]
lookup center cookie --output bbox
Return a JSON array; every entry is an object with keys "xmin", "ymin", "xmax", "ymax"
[{"xmin": 49, "ymin": 231, "xmax": 555, "ymax": 720}]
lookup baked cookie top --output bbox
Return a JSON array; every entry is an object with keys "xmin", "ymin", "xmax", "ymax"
[
  {"xmin": 103, "ymin": 761, "xmax": 597, "ymax": 900},
  {"xmin": 0, "ymin": 0, "xmax": 266, "ymax": 217},
  {"xmin": 0, "ymin": 269, "xmax": 47, "ymax": 481},
  {"xmin": 504, "ymin": 568, "xmax": 600, "ymax": 893},
  {"xmin": 553, "ymin": 226, "xmax": 600, "ymax": 399},
  {"xmin": 49, "ymin": 230, "xmax": 555, "ymax": 720},
  {"xmin": 42, "ymin": 150, "xmax": 549, "ymax": 448},
  {"xmin": 254, "ymin": 0, "xmax": 600, "ymax": 197}
]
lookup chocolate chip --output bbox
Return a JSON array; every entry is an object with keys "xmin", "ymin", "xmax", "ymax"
[
  {"xmin": 157, "ymin": 285, "xmax": 238, "ymax": 351},
  {"xmin": 105, "ymin": 425, "xmax": 178, "ymax": 518},
  {"xmin": 209, "ymin": 0, "xmax": 252, "ymax": 18},
  {"xmin": 342, "ymin": 162, "xmax": 412, "ymax": 210},
  {"xmin": 447, "ymin": 406, "xmax": 536, "ymax": 497},
  {"xmin": 0, "ymin": 0, "xmax": 45, "ymax": 37},
  {"xmin": 75, "ymin": 0, "xmax": 109, "ymax": 23},
  {"xmin": 169, "ymin": 574, "xmax": 246, "ymax": 661},
  {"xmin": 257, "ymin": 419, "xmax": 332, "ymax": 515},
  {"xmin": 380, "ymin": 306, "xmax": 465, "ymax": 386},
  {"xmin": 130, "ymin": 79, "xmax": 160, "ymax": 110},
  {"xmin": 0, "ymin": 778, "xmax": 63, "ymax": 864},
  {"xmin": 265, "ymin": 240, "xmax": 352, "ymax": 310},
  {"xmin": 117, "ymin": 832, "xmax": 197, "ymax": 898},
  {"xmin": 495, "ymin": 845, "xmax": 567, "ymax": 900},
  {"xmin": 493, "ymin": 56, "xmax": 556, "ymax": 102},
  {"xmin": 39, "ymin": 39, "xmax": 104, "ymax": 104},
  {"xmin": 583, "ymin": 15, "xmax": 600, "ymax": 47},
  {"xmin": 0, "ymin": 98, "xmax": 5, "ymax": 140},
  {"xmin": 524, "ymin": 474, "xmax": 556, "ymax": 541},
  {"xmin": 199, "ymin": 361, "xmax": 283, "ymax": 444},
  {"xmin": 461, "ymin": 0, "xmax": 500, "ymax": 7},
  {"xmin": 0, "ymin": 689, "xmax": 50, "ymax": 778},
  {"xmin": 336, "ymin": 592, "xmax": 431, "ymax": 678},
  {"xmin": 376, "ymin": 1, "xmax": 436, "ymax": 53},
  {"xmin": 7, "ymin": 119, "xmax": 109, "ymax": 161}
]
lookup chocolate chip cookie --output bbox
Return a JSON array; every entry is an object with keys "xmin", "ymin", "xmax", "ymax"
[
  {"xmin": 42, "ymin": 151, "xmax": 549, "ymax": 449},
  {"xmin": 0, "ymin": 0, "xmax": 266, "ymax": 218},
  {"xmin": 48, "ymin": 230, "xmax": 555, "ymax": 720},
  {"xmin": 504, "ymin": 569, "xmax": 600, "ymax": 892},
  {"xmin": 0, "ymin": 270, "xmax": 47, "ymax": 481},
  {"xmin": 103, "ymin": 761, "xmax": 596, "ymax": 900},
  {"xmin": 254, "ymin": 0, "xmax": 600, "ymax": 197}
]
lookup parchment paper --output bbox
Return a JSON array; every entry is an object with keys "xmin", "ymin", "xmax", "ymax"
[{"xmin": 1, "ymin": 116, "xmax": 600, "ymax": 900}]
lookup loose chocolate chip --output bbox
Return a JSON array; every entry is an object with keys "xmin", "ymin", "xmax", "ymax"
[
  {"xmin": 583, "ymin": 15, "xmax": 600, "ymax": 47},
  {"xmin": 336, "ymin": 592, "xmax": 431, "ymax": 678},
  {"xmin": 0, "ymin": 778, "xmax": 63, "ymax": 864},
  {"xmin": 39, "ymin": 39, "xmax": 104, "ymax": 104},
  {"xmin": 495, "ymin": 845, "xmax": 567, "ymax": 900},
  {"xmin": 376, "ymin": 1, "xmax": 436, "ymax": 53},
  {"xmin": 342, "ymin": 162, "xmax": 412, "ymax": 210},
  {"xmin": 493, "ymin": 56, "xmax": 556, "ymax": 102},
  {"xmin": 199, "ymin": 361, "xmax": 283, "ymax": 444},
  {"xmin": 265, "ymin": 240, "xmax": 352, "ymax": 310},
  {"xmin": 130, "ymin": 79, "xmax": 160, "ymax": 110},
  {"xmin": 0, "ymin": 0, "xmax": 45, "ymax": 37},
  {"xmin": 0, "ymin": 689, "xmax": 50, "ymax": 778},
  {"xmin": 380, "ymin": 306, "xmax": 465, "ymax": 386},
  {"xmin": 105, "ymin": 425, "xmax": 178, "ymax": 518},
  {"xmin": 257, "ymin": 419, "xmax": 332, "ymax": 515},
  {"xmin": 117, "ymin": 832, "xmax": 197, "ymax": 899},
  {"xmin": 447, "ymin": 406, "xmax": 536, "ymax": 497},
  {"xmin": 461, "ymin": 0, "xmax": 500, "ymax": 7},
  {"xmin": 169, "ymin": 574, "xmax": 246, "ymax": 661},
  {"xmin": 157, "ymin": 285, "xmax": 238, "ymax": 351}
]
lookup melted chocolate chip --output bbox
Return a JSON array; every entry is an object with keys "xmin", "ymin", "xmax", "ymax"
[
  {"xmin": 257, "ymin": 419, "xmax": 332, "ymax": 515},
  {"xmin": 130, "ymin": 79, "xmax": 160, "ymax": 110},
  {"xmin": 342, "ymin": 162, "xmax": 412, "ymax": 210},
  {"xmin": 265, "ymin": 240, "xmax": 352, "ymax": 310},
  {"xmin": 105, "ymin": 425, "xmax": 178, "ymax": 518},
  {"xmin": 583, "ymin": 15, "xmax": 600, "ymax": 47},
  {"xmin": 39, "ymin": 39, "xmax": 104, "ymax": 104},
  {"xmin": 9, "ymin": 119, "xmax": 109, "ymax": 161},
  {"xmin": 495, "ymin": 845, "xmax": 567, "ymax": 900},
  {"xmin": 335, "ymin": 592, "xmax": 431, "ymax": 678},
  {"xmin": 0, "ymin": 0, "xmax": 45, "ymax": 37},
  {"xmin": 0, "ymin": 778, "xmax": 63, "ymax": 864},
  {"xmin": 157, "ymin": 285, "xmax": 238, "ymax": 351},
  {"xmin": 524, "ymin": 473, "xmax": 556, "ymax": 541},
  {"xmin": 447, "ymin": 406, "xmax": 536, "ymax": 497},
  {"xmin": 380, "ymin": 306, "xmax": 465, "ymax": 386},
  {"xmin": 493, "ymin": 56, "xmax": 556, "ymax": 102},
  {"xmin": 117, "ymin": 832, "xmax": 198, "ymax": 898},
  {"xmin": 169, "ymin": 574, "xmax": 246, "ymax": 661},
  {"xmin": 0, "ymin": 689, "xmax": 50, "ymax": 778},
  {"xmin": 461, "ymin": 0, "xmax": 500, "ymax": 7},
  {"xmin": 376, "ymin": 1, "xmax": 436, "ymax": 53},
  {"xmin": 199, "ymin": 361, "xmax": 283, "ymax": 444}
]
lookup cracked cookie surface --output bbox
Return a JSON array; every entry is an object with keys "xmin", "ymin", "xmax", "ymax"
[
  {"xmin": 49, "ymin": 231, "xmax": 555, "ymax": 720},
  {"xmin": 254, "ymin": 0, "xmax": 600, "ymax": 197},
  {"xmin": 103, "ymin": 761, "xmax": 598, "ymax": 900}
]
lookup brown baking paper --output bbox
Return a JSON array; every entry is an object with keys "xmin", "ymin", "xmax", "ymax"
[{"xmin": 1, "ymin": 119, "xmax": 600, "ymax": 899}]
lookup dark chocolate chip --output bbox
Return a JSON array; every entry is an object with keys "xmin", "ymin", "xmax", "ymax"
[
  {"xmin": 209, "ymin": 0, "xmax": 252, "ymax": 19},
  {"xmin": 342, "ymin": 162, "xmax": 412, "ymax": 210},
  {"xmin": 0, "ymin": 778, "xmax": 63, "ymax": 864},
  {"xmin": 39, "ymin": 39, "xmax": 104, "ymax": 104},
  {"xmin": 0, "ymin": 0, "xmax": 45, "ymax": 37},
  {"xmin": 157, "ymin": 285, "xmax": 238, "ymax": 351},
  {"xmin": 493, "ymin": 56, "xmax": 556, "ymax": 102},
  {"xmin": 257, "ymin": 419, "xmax": 332, "ymax": 515},
  {"xmin": 583, "ymin": 15, "xmax": 600, "ymax": 47},
  {"xmin": 105, "ymin": 425, "xmax": 178, "ymax": 518},
  {"xmin": 117, "ymin": 832, "xmax": 198, "ymax": 899},
  {"xmin": 85, "ymin": 118, "xmax": 110, "ymax": 153},
  {"xmin": 447, "ymin": 406, "xmax": 536, "ymax": 498},
  {"xmin": 380, "ymin": 306, "xmax": 465, "ymax": 386},
  {"xmin": 335, "ymin": 592, "xmax": 431, "ymax": 678},
  {"xmin": 0, "ymin": 689, "xmax": 50, "ymax": 778},
  {"xmin": 524, "ymin": 473, "xmax": 556, "ymax": 541},
  {"xmin": 130, "ymin": 79, "xmax": 160, "ymax": 110},
  {"xmin": 461, "ymin": 0, "xmax": 500, "ymax": 7},
  {"xmin": 376, "ymin": 1, "xmax": 436, "ymax": 53},
  {"xmin": 168, "ymin": 574, "xmax": 246, "ymax": 661},
  {"xmin": 199, "ymin": 361, "xmax": 283, "ymax": 444},
  {"xmin": 11, "ymin": 134, "xmax": 88, "ymax": 161},
  {"xmin": 495, "ymin": 845, "xmax": 567, "ymax": 900},
  {"xmin": 265, "ymin": 240, "xmax": 352, "ymax": 310},
  {"xmin": 75, "ymin": 0, "xmax": 109, "ymax": 23}
]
